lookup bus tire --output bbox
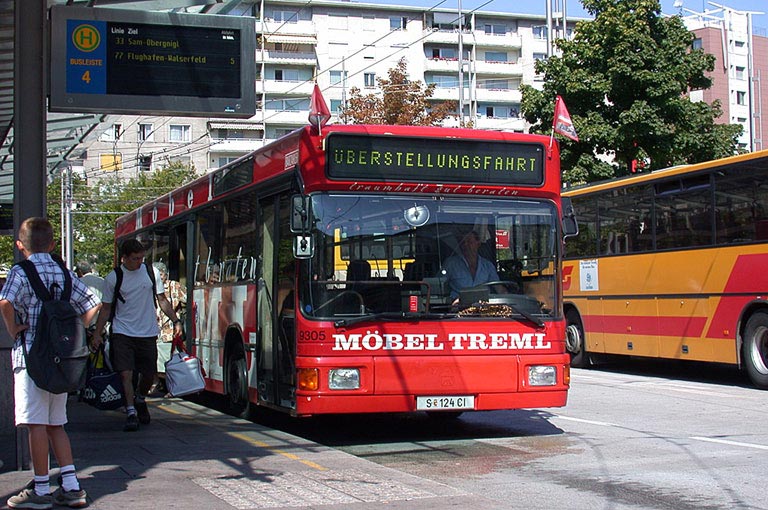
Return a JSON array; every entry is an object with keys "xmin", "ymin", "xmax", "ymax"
[
  {"xmin": 226, "ymin": 350, "xmax": 252, "ymax": 418},
  {"xmin": 566, "ymin": 309, "xmax": 588, "ymax": 368},
  {"xmin": 743, "ymin": 311, "xmax": 768, "ymax": 389}
]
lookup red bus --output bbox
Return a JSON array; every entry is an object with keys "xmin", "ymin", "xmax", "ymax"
[
  {"xmin": 562, "ymin": 150, "xmax": 768, "ymax": 389},
  {"xmin": 115, "ymin": 124, "xmax": 576, "ymax": 417}
]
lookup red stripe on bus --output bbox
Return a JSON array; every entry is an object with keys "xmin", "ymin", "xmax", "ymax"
[
  {"xmin": 584, "ymin": 315, "xmax": 707, "ymax": 337},
  {"xmin": 705, "ymin": 254, "xmax": 768, "ymax": 338}
]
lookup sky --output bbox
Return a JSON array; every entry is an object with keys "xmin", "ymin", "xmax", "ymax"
[{"xmin": 363, "ymin": 0, "xmax": 768, "ymax": 35}]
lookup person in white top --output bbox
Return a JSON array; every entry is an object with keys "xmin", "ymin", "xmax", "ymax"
[{"xmin": 91, "ymin": 239, "xmax": 182, "ymax": 432}]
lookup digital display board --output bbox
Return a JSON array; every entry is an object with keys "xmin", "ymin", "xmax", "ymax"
[
  {"xmin": 50, "ymin": 6, "xmax": 255, "ymax": 118},
  {"xmin": 326, "ymin": 134, "xmax": 545, "ymax": 186}
]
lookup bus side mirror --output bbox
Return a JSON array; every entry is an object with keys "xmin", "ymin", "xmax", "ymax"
[
  {"xmin": 290, "ymin": 194, "xmax": 310, "ymax": 233},
  {"xmin": 562, "ymin": 197, "xmax": 579, "ymax": 238}
]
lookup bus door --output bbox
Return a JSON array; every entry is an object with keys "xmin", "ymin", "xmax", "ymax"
[{"xmin": 256, "ymin": 194, "xmax": 295, "ymax": 409}]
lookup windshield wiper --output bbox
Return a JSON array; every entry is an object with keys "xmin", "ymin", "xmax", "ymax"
[{"xmin": 334, "ymin": 312, "xmax": 454, "ymax": 328}]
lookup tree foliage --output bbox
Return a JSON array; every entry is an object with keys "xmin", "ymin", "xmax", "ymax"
[
  {"xmin": 0, "ymin": 162, "xmax": 197, "ymax": 275},
  {"xmin": 340, "ymin": 57, "xmax": 457, "ymax": 125},
  {"xmin": 520, "ymin": 0, "xmax": 742, "ymax": 185}
]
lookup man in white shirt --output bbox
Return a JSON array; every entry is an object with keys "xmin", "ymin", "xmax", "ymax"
[{"xmin": 91, "ymin": 239, "xmax": 182, "ymax": 432}]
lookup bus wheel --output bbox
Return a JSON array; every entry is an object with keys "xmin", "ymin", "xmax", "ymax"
[
  {"xmin": 227, "ymin": 351, "xmax": 252, "ymax": 418},
  {"xmin": 566, "ymin": 309, "xmax": 588, "ymax": 368},
  {"xmin": 743, "ymin": 312, "xmax": 768, "ymax": 389}
]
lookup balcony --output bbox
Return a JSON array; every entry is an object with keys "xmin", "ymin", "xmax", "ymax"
[
  {"xmin": 256, "ymin": 49, "xmax": 316, "ymax": 65},
  {"xmin": 474, "ymin": 88, "xmax": 522, "ymax": 102},
  {"xmin": 473, "ymin": 60, "xmax": 524, "ymax": 76},
  {"xmin": 473, "ymin": 116, "xmax": 526, "ymax": 131},
  {"xmin": 424, "ymin": 57, "xmax": 461, "ymax": 73},
  {"xmin": 209, "ymin": 138, "xmax": 265, "ymax": 154},
  {"xmin": 424, "ymin": 28, "xmax": 470, "ymax": 45},
  {"xmin": 471, "ymin": 32, "xmax": 522, "ymax": 48},
  {"xmin": 262, "ymin": 110, "xmax": 310, "ymax": 125},
  {"xmin": 257, "ymin": 80, "xmax": 315, "ymax": 95},
  {"xmin": 258, "ymin": 20, "xmax": 316, "ymax": 37}
]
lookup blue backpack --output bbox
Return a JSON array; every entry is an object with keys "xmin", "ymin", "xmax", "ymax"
[{"xmin": 18, "ymin": 257, "xmax": 89, "ymax": 394}]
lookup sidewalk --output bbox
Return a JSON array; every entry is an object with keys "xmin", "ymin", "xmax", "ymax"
[{"xmin": 0, "ymin": 396, "xmax": 506, "ymax": 510}]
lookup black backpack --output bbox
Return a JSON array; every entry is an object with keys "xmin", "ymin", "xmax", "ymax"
[{"xmin": 18, "ymin": 257, "xmax": 89, "ymax": 394}]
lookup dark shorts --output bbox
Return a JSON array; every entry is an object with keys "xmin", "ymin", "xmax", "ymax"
[{"xmin": 110, "ymin": 333, "xmax": 158, "ymax": 374}]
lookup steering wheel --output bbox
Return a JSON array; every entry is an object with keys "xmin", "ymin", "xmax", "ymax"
[{"xmin": 479, "ymin": 280, "xmax": 520, "ymax": 294}]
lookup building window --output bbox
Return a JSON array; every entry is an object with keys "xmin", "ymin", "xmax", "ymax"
[
  {"xmin": 138, "ymin": 154, "xmax": 152, "ymax": 172},
  {"xmin": 484, "ymin": 24, "xmax": 506, "ymax": 35},
  {"xmin": 330, "ymin": 99, "xmax": 342, "ymax": 113},
  {"xmin": 532, "ymin": 26, "xmax": 547, "ymax": 39},
  {"xmin": 363, "ymin": 15, "xmax": 375, "ymax": 30},
  {"xmin": 329, "ymin": 13, "xmax": 348, "ymax": 29},
  {"xmin": 736, "ymin": 91, "xmax": 747, "ymax": 105},
  {"xmin": 169, "ymin": 124, "xmax": 191, "ymax": 142},
  {"xmin": 692, "ymin": 38, "xmax": 703, "ymax": 50},
  {"xmin": 99, "ymin": 153, "xmax": 122, "ymax": 172},
  {"xmin": 389, "ymin": 16, "xmax": 407, "ymax": 31},
  {"xmin": 364, "ymin": 73, "xmax": 376, "ymax": 88},
  {"xmin": 533, "ymin": 52, "xmax": 547, "ymax": 61},
  {"xmin": 485, "ymin": 51, "xmax": 508, "ymax": 62},
  {"xmin": 485, "ymin": 79, "xmax": 509, "ymax": 89},
  {"xmin": 274, "ymin": 68, "xmax": 299, "ymax": 81},
  {"xmin": 329, "ymin": 42, "xmax": 348, "ymax": 60},
  {"xmin": 735, "ymin": 66, "xmax": 745, "ymax": 80},
  {"xmin": 100, "ymin": 123, "xmax": 122, "ymax": 142},
  {"xmin": 431, "ymin": 47, "xmax": 456, "ymax": 59},
  {"xmin": 217, "ymin": 157, "xmax": 239, "ymax": 167},
  {"xmin": 138, "ymin": 123, "xmax": 154, "ymax": 142},
  {"xmin": 272, "ymin": 10, "xmax": 297, "ymax": 23},
  {"xmin": 330, "ymin": 70, "xmax": 347, "ymax": 85}
]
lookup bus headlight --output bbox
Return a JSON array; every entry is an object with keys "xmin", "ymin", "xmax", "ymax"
[
  {"xmin": 527, "ymin": 365, "xmax": 557, "ymax": 386},
  {"xmin": 329, "ymin": 368, "xmax": 360, "ymax": 390}
]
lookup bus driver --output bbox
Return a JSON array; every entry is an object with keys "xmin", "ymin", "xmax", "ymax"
[{"xmin": 444, "ymin": 228, "xmax": 501, "ymax": 304}]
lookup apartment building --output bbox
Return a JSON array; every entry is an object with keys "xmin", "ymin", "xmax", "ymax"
[
  {"xmin": 79, "ymin": 0, "xmax": 563, "ymax": 181},
  {"xmin": 682, "ymin": 5, "xmax": 767, "ymax": 152}
]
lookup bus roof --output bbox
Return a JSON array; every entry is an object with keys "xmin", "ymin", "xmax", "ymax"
[
  {"xmin": 115, "ymin": 124, "xmax": 561, "ymax": 238},
  {"xmin": 562, "ymin": 149, "xmax": 768, "ymax": 196}
]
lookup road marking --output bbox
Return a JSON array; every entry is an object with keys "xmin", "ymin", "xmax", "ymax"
[
  {"xmin": 555, "ymin": 415, "xmax": 618, "ymax": 427},
  {"xmin": 690, "ymin": 437, "xmax": 768, "ymax": 451},
  {"xmin": 228, "ymin": 432, "xmax": 328, "ymax": 471}
]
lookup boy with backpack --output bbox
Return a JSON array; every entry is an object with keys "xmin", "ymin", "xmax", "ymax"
[
  {"xmin": 0, "ymin": 217, "xmax": 100, "ymax": 509},
  {"xmin": 90, "ymin": 239, "xmax": 183, "ymax": 432}
]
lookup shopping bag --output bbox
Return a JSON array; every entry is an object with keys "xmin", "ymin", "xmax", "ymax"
[
  {"xmin": 81, "ymin": 345, "xmax": 126, "ymax": 411},
  {"xmin": 164, "ymin": 335, "xmax": 205, "ymax": 397}
]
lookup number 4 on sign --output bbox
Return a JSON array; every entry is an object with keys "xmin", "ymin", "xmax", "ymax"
[{"xmin": 81, "ymin": 70, "xmax": 91, "ymax": 84}]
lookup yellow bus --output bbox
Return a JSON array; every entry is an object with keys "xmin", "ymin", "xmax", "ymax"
[{"xmin": 562, "ymin": 150, "xmax": 768, "ymax": 389}]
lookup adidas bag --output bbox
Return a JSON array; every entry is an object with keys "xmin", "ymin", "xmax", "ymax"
[
  {"xmin": 81, "ymin": 346, "xmax": 126, "ymax": 411},
  {"xmin": 18, "ymin": 258, "xmax": 89, "ymax": 394}
]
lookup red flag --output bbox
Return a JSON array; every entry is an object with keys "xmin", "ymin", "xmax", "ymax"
[
  {"xmin": 308, "ymin": 83, "xmax": 331, "ymax": 132},
  {"xmin": 553, "ymin": 95, "xmax": 579, "ymax": 141}
]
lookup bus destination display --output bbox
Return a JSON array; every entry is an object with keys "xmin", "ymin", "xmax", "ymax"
[
  {"xmin": 326, "ymin": 134, "xmax": 544, "ymax": 186},
  {"xmin": 50, "ymin": 7, "xmax": 255, "ymax": 117}
]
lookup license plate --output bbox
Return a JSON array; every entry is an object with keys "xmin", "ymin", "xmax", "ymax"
[{"xmin": 416, "ymin": 395, "xmax": 475, "ymax": 411}]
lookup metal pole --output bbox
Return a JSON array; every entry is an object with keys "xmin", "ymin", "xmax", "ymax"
[{"xmin": 458, "ymin": 0, "xmax": 463, "ymax": 126}]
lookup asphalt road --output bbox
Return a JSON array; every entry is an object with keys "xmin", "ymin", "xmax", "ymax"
[{"xmin": 236, "ymin": 360, "xmax": 766, "ymax": 510}]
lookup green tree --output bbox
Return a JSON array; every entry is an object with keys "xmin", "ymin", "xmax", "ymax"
[
  {"xmin": 520, "ymin": 0, "xmax": 742, "ymax": 185},
  {"xmin": 340, "ymin": 57, "xmax": 457, "ymax": 125},
  {"xmin": 9, "ymin": 161, "xmax": 199, "ymax": 276}
]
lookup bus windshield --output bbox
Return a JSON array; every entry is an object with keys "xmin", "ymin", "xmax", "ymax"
[{"xmin": 302, "ymin": 194, "xmax": 558, "ymax": 320}]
